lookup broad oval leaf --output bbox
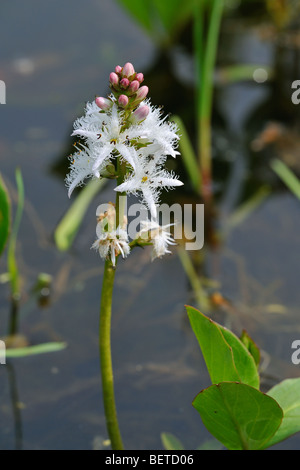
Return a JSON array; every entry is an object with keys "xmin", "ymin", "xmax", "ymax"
[
  {"xmin": 0, "ymin": 174, "xmax": 11, "ymax": 257},
  {"xmin": 186, "ymin": 306, "xmax": 259, "ymax": 388},
  {"xmin": 193, "ymin": 382, "xmax": 283, "ymax": 450},
  {"xmin": 266, "ymin": 378, "xmax": 300, "ymax": 448}
]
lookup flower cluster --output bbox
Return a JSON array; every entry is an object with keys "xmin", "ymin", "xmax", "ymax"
[
  {"xmin": 66, "ymin": 62, "xmax": 183, "ymax": 264},
  {"xmin": 92, "ymin": 203, "xmax": 130, "ymax": 267}
]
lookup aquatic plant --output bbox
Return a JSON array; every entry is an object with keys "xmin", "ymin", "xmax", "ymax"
[
  {"xmin": 162, "ymin": 307, "xmax": 300, "ymax": 450},
  {"xmin": 66, "ymin": 62, "xmax": 183, "ymax": 449}
]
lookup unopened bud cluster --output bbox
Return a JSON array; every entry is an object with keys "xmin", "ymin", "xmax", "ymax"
[{"xmin": 96, "ymin": 62, "xmax": 149, "ymax": 114}]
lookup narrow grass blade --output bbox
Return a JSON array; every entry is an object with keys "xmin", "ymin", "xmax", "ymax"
[
  {"xmin": 5, "ymin": 342, "xmax": 67, "ymax": 358},
  {"xmin": 271, "ymin": 159, "xmax": 300, "ymax": 200},
  {"xmin": 0, "ymin": 173, "xmax": 11, "ymax": 257},
  {"xmin": 7, "ymin": 168, "xmax": 24, "ymax": 298},
  {"xmin": 225, "ymin": 185, "xmax": 271, "ymax": 233},
  {"xmin": 216, "ymin": 64, "xmax": 273, "ymax": 84},
  {"xmin": 54, "ymin": 178, "xmax": 106, "ymax": 251}
]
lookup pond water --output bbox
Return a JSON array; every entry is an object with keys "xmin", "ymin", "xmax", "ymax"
[{"xmin": 0, "ymin": 0, "xmax": 300, "ymax": 450}]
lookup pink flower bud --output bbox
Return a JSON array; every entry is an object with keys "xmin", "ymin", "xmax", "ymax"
[
  {"xmin": 136, "ymin": 73, "xmax": 144, "ymax": 83},
  {"xmin": 120, "ymin": 78, "xmax": 130, "ymax": 89},
  {"xmin": 109, "ymin": 72, "xmax": 119, "ymax": 86},
  {"xmin": 129, "ymin": 80, "xmax": 140, "ymax": 93},
  {"xmin": 95, "ymin": 97, "xmax": 112, "ymax": 110},
  {"xmin": 122, "ymin": 62, "xmax": 135, "ymax": 77},
  {"xmin": 118, "ymin": 94, "xmax": 129, "ymax": 108},
  {"xmin": 135, "ymin": 85, "xmax": 148, "ymax": 101},
  {"xmin": 115, "ymin": 65, "xmax": 122, "ymax": 74},
  {"xmin": 132, "ymin": 105, "xmax": 149, "ymax": 122}
]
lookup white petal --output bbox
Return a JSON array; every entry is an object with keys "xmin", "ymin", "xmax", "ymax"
[
  {"xmin": 116, "ymin": 143, "xmax": 136, "ymax": 170},
  {"xmin": 67, "ymin": 171, "xmax": 90, "ymax": 197},
  {"xmin": 158, "ymin": 177, "xmax": 184, "ymax": 188},
  {"xmin": 142, "ymin": 187, "xmax": 157, "ymax": 219},
  {"xmin": 72, "ymin": 129, "xmax": 98, "ymax": 139},
  {"xmin": 114, "ymin": 178, "xmax": 138, "ymax": 193},
  {"xmin": 92, "ymin": 144, "xmax": 112, "ymax": 173}
]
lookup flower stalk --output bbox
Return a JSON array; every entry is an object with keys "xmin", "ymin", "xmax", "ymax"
[{"xmin": 99, "ymin": 259, "xmax": 124, "ymax": 450}]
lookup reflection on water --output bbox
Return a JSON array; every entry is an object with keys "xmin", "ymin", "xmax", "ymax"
[{"xmin": 0, "ymin": 0, "xmax": 300, "ymax": 450}]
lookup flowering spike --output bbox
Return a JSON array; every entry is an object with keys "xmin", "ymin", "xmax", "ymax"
[
  {"xmin": 118, "ymin": 94, "xmax": 129, "ymax": 108},
  {"xmin": 122, "ymin": 62, "xmax": 135, "ymax": 77},
  {"xmin": 66, "ymin": 62, "xmax": 183, "ymax": 262}
]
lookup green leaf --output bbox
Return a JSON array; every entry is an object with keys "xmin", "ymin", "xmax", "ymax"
[
  {"xmin": 215, "ymin": 65, "xmax": 274, "ymax": 85},
  {"xmin": 193, "ymin": 382, "xmax": 283, "ymax": 450},
  {"xmin": 115, "ymin": 0, "xmax": 154, "ymax": 35},
  {"xmin": 186, "ymin": 306, "xmax": 259, "ymax": 388},
  {"xmin": 271, "ymin": 159, "xmax": 300, "ymax": 200},
  {"xmin": 7, "ymin": 168, "xmax": 24, "ymax": 297},
  {"xmin": 266, "ymin": 378, "xmax": 300, "ymax": 448},
  {"xmin": 54, "ymin": 178, "xmax": 105, "ymax": 251},
  {"xmin": 152, "ymin": 0, "xmax": 199, "ymax": 39},
  {"xmin": 240, "ymin": 329, "xmax": 260, "ymax": 368},
  {"xmin": 0, "ymin": 173, "xmax": 11, "ymax": 257},
  {"xmin": 161, "ymin": 432, "xmax": 185, "ymax": 450},
  {"xmin": 116, "ymin": 0, "xmax": 206, "ymax": 44},
  {"xmin": 5, "ymin": 342, "xmax": 67, "ymax": 358}
]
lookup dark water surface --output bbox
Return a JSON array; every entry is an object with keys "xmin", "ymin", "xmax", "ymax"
[{"xmin": 0, "ymin": 1, "xmax": 300, "ymax": 450}]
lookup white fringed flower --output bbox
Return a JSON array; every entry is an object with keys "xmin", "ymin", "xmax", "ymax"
[
  {"xmin": 66, "ymin": 97, "xmax": 182, "ymax": 200},
  {"xmin": 139, "ymin": 219, "xmax": 176, "ymax": 261},
  {"xmin": 138, "ymin": 100, "xmax": 180, "ymax": 159},
  {"xmin": 115, "ymin": 151, "xmax": 183, "ymax": 218},
  {"xmin": 66, "ymin": 100, "xmax": 138, "ymax": 195},
  {"xmin": 92, "ymin": 224, "xmax": 130, "ymax": 266},
  {"xmin": 66, "ymin": 62, "xmax": 183, "ymax": 264},
  {"xmin": 65, "ymin": 143, "xmax": 99, "ymax": 197}
]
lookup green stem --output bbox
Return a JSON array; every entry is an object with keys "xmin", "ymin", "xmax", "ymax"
[
  {"xmin": 195, "ymin": 0, "xmax": 224, "ymax": 202},
  {"xmin": 193, "ymin": 0, "xmax": 204, "ymax": 117},
  {"xmin": 177, "ymin": 246, "xmax": 210, "ymax": 312},
  {"xmin": 99, "ymin": 151, "xmax": 128, "ymax": 450},
  {"xmin": 99, "ymin": 259, "xmax": 124, "ymax": 450}
]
